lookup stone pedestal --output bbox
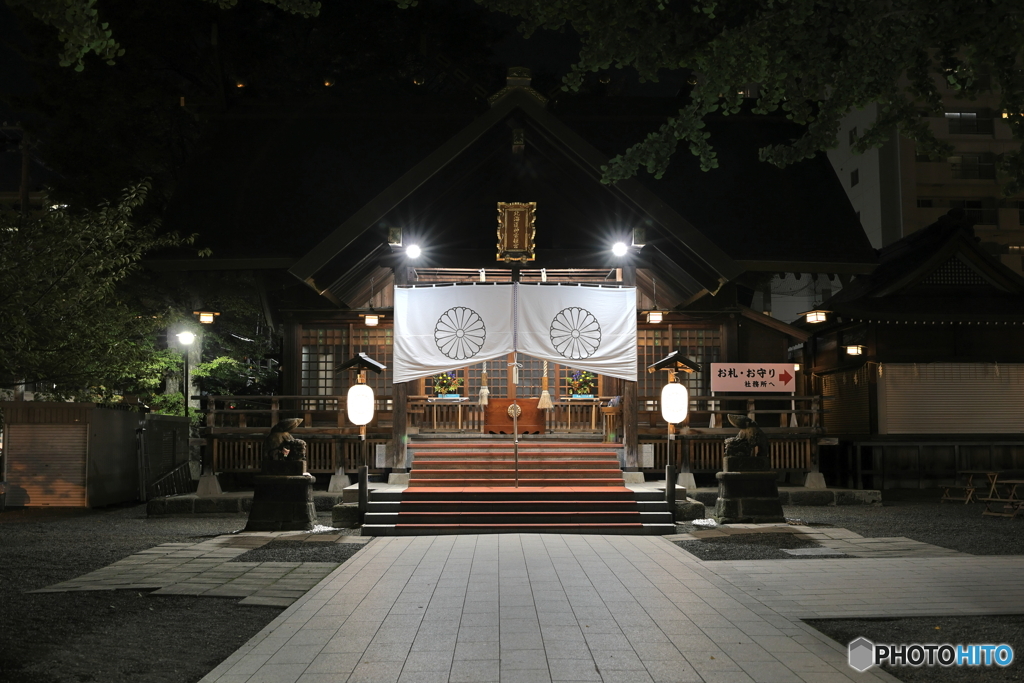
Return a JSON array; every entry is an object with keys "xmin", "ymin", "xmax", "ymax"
[
  {"xmin": 244, "ymin": 460, "xmax": 318, "ymax": 531},
  {"xmin": 713, "ymin": 456, "xmax": 784, "ymax": 524}
]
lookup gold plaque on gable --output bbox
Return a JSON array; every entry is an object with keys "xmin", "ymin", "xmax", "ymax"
[{"xmin": 496, "ymin": 202, "xmax": 536, "ymax": 262}]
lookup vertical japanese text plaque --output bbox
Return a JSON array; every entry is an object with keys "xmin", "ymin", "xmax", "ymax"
[{"xmin": 496, "ymin": 201, "xmax": 536, "ymax": 262}]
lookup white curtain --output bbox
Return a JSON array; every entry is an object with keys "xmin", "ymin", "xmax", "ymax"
[
  {"xmin": 393, "ymin": 285, "xmax": 513, "ymax": 383},
  {"xmin": 517, "ymin": 285, "xmax": 637, "ymax": 382},
  {"xmin": 393, "ymin": 283, "xmax": 637, "ymax": 383}
]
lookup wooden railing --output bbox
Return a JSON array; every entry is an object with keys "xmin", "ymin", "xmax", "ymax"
[
  {"xmin": 201, "ymin": 392, "xmax": 824, "ymax": 472},
  {"xmin": 201, "ymin": 394, "xmax": 393, "ymax": 433},
  {"xmin": 638, "ymin": 394, "xmax": 822, "ymax": 432},
  {"xmin": 210, "ymin": 436, "xmax": 389, "ymax": 473},
  {"xmin": 640, "ymin": 436, "xmax": 813, "ymax": 473}
]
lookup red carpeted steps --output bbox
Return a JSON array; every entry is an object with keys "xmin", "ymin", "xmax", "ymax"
[{"xmin": 361, "ymin": 441, "xmax": 675, "ymax": 536}]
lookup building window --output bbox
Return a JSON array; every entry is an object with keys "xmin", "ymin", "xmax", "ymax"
[
  {"xmin": 945, "ymin": 111, "xmax": 995, "ymax": 134},
  {"xmin": 300, "ymin": 327, "xmax": 348, "ymax": 404},
  {"xmin": 949, "ymin": 199, "xmax": 998, "ymax": 225},
  {"xmin": 848, "ymin": 127, "xmax": 857, "ymax": 147},
  {"xmin": 850, "ymin": 169, "xmax": 859, "ymax": 187},
  {"xmin": 949, "ymin": 153, "xmax": 996, "ymax": 179},
  {"xmin": 917, "ymin": 198, "xmax": 934, "ymax": 208}
]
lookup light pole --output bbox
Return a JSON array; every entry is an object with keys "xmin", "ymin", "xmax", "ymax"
[{"xmin": 176, "ymin": 331, "xmax": 195, "ymax": 423}]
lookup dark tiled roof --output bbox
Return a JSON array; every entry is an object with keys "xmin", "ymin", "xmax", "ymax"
[
  {"xmin": 163, "ymin": 91, "xmax": 874, "ymax": 291},
  {"xmin": 822, "ymin": 211, "xmax": 1024, "ymax": 320}
]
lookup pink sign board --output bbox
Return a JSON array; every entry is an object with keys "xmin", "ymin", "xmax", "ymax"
[{"xmin": 710, "ymin": 363, "xmax": 797, "ymax": 393}]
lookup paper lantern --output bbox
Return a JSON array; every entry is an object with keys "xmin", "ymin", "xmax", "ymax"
[
  {"xmin": 805, "ymin": 310, "xmax": 828, "ymax": 324},
  {"xmin": 347, "ymin": 384, "xmax": 375, "ymax": 426},
  {"xmin": 661, "ymin": 382, "xmax": 689, "ymax": 424}
]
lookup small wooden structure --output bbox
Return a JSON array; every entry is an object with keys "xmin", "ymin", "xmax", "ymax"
[
  {"xmin": 1, "ymin": 403, "xmax": 141, "ymax": 507},
  {"xmin": 802, "ymin": 212, "xmax": 1024, "ymax": 488}
]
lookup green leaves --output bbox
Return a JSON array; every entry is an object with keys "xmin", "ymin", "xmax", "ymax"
[
  {"xmin": 0, "ymin": 182, "xmax": 194, "ymax": 400},
  {"xmin": 451, "ymin": 0, "xmax": 1024, "ymax": 193},
  {"xmin": 10, "ymin": 0, "xmax": 321, "ymax": 70}
]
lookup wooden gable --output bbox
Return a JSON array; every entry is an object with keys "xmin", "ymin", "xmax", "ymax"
[{"xmin": 289, "ymin": 86, "xmax": 743, "ymax": 306}]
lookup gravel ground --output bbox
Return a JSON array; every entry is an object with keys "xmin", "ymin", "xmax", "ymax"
[
  {"xmin": 672, "ymin": 497, "xmax": 1024, "ymax": 682},
  {"xmin": 0, "ymin": 504, "xmax": 345, "ymax": 683},
  {"xmin": 1, "ymin": 496, "xmax": 1022, "ymax": 683},
  {"xmin": 230, "ymin": 540, "xmax": 366, "ymax": 564},
  {"xmin": 672, "ymin": 532, "xmax": 833, "ymax": 561}
]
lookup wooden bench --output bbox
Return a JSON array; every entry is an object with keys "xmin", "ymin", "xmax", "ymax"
[
  {"xmin": 982, "ymin": 478, "xmax": 1024, "ymax": 518},
  {"xmin": 941, "ymin": 470, "xmax": 988, "ymax": 504}
]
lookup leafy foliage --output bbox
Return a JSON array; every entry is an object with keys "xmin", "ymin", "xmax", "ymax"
[
  {"xmin": 5, "ymin": 0, "xmax": 320, "ymax": 71},
  {"xmin": 0, "ymin": 182, "xmax": 197, "ymax": 400},
  {"xmin": 404, "ymin": 0, "xmax": 1024, "ymax": 193},
  {"xmin": 567, "ymin": 369, "xmax": 596, "ymax": 395},
  {"xmin": 432, "ymin": 371, "xmax": 463, "ymax": 394}
]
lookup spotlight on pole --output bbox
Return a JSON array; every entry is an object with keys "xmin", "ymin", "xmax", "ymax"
[
  {"xmin": 406, "ymin": 244, "xmax": 421, "ymax": 259},
  {"xmin": 612, "ymin": 242, "xmax": 628, "ymax": 257}
]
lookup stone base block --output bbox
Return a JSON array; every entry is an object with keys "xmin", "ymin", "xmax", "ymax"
[
  {"xmin": 331, "ymin": 503, "xmax": 363, "ymax": 528},
  {"xmin": 804, "ymin": 472, "xmax": 826, "ymax": 489},
  {"xmin": 244, "ymin": 475, "xmax": 317, "ymax": 531},
  {"xmin": 722, "ymin": 456, "xmax": 770, "ymax": 472},
  {"xmin": 674, "ymin": 498, "xmax": 706, "ymax": 521},
  {"xmin": 714, "ymin": 469, "xmax": 785, "ymax": 524}
]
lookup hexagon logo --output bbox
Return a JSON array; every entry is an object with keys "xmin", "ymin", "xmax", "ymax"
[{"xmin": 848, "ymin": 637, "xmax": 875, "ymax": 672}]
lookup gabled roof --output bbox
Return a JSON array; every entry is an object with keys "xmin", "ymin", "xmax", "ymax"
[
  {"xmin": 821, "ymin": 211, "xmax": 1024, "ymax": 321},
  {"xmin": 289, "ymin": 87, "xmax": 744, "ymax": 300},
  {"xmin": 163, "ymin": 81, "xmax": 875, "ymax": 308}
]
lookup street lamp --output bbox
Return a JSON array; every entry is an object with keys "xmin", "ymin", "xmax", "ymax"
[{"xmin": 176, "ymin": 331, "xmax": 195, "ymax": 422}]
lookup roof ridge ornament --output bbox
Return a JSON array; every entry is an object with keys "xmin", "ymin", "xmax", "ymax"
[{"xmin": 488, "ymin": 67, "xmax": 548, "ymax": 107}]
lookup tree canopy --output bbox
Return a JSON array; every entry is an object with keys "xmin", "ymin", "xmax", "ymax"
[
  {"xmin": 0, "ymin": 182, "xmax": 196, "ymax": 401},
  {"xmin": 447, "ymin": 0, "xmax": 1023, "ymax": 193},
  {"xmin": 11, "ymin": 0, "xmax": 1024, "ymax": 193}
]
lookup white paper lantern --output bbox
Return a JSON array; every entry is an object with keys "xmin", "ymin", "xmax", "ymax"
[
  {"xmin": 661, "ymin": 382, "xmax": 689, "ymax": 424},
  {"xmin": 347, "ymin": 384, "xmax": 375, "ymax": 426}
]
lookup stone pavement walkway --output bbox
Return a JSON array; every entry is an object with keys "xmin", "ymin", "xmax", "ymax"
[
  {"xmin": 199, "ymin": 534, "xmax": 956, "ymax": 683},
  {"xmin": 665, "ymin": 523, "xmax": 963, "ymax": 558},
  {"xmin": 31, "ymin": 527, "xmax": 1024, "ymax": 682},
  {"xmin": 31, "ymin": 531, "xmax": 371, "ymax": 607}
]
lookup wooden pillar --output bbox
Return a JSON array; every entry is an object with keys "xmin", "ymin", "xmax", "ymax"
[
  {"xmin": 622, "ymin": 264, "xmax": 639, "ymax": 469},
  {"xmin": 389, "ymin": 265, "xmax": 410, "ymax": 471}
]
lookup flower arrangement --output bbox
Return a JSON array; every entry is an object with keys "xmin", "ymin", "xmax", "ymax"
[
  {"xmin": 567, "ymin": 369, "xmax": 596, "ymax": 396},
  {"xmin": 432, "ymin": 371, "xmax": 463, "ymax": 395}
]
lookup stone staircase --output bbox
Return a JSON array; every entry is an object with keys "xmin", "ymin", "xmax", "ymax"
[{"xmin": 361, "ymin": 441, "xmax": 675, "ymax": 536}]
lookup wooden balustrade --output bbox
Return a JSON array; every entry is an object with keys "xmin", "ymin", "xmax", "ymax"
[
  {"xmin": 202, "ymin": 393, "xmax": 823, "ymax": 473},
  {"xmin": 659, "ymin": 436, "xmax": 812, "ymax": 473}
]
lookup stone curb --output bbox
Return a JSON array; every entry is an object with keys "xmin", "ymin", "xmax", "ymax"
[{"xmin": 691, "ymin": 488, "xmax": 881, "ymax": 507}]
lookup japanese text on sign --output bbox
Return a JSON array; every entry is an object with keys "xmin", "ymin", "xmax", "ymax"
[{"xmin": 710, "ymin": 363, "xmax": 797, "ymax": 393}]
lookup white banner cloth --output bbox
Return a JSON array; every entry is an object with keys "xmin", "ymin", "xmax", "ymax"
[
  {"xmin": 517, "ymin": 285, "xmax": 637, "ymax": 382},
  {"xmin": 392, "ymin": 285, "xmax": 513, "ymax": 383}
]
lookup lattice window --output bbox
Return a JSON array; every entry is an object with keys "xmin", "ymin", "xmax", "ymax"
[
  {"xmin": 515, "ymin": 356, "xmax": 545, "ymax": 398},
  {"xmin": 300, "ymin": 327, "xmax": 347, "ymax": 398},
  {"xmin": 343, "ymin": 327, "xmax": 393, "ymax": 399},
  {"xmin": 452, "ymin": 360, "xmax": 505, "ymax": 399},
  {"xmin": 637, "ymin": 328, "xmax": 671, "ymax": 400},
  {"xmin": 921, "ymin": 257, "xmax": 989, "ymax": 286},
  {"xmin": 673, "ymin": 327, "xmax": 721, "ymax": 397}
]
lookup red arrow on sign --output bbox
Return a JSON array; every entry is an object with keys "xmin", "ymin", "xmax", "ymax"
[{"xmin": 779, "ymin": 369, "xmax": 793, "ymax": 385}]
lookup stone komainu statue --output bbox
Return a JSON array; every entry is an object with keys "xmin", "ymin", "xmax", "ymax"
[
  {"xmin": 262, "ymin": 418, "xmax": 307, "ymax": 463},
  {"xmin": 724, "ymin": 414, "xmax": 770, "ymax": 458}
]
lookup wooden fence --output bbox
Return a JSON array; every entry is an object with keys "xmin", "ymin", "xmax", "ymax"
[{"xmin": 640, "ymin": 436, "xmax": 813, "ymax": 473}]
